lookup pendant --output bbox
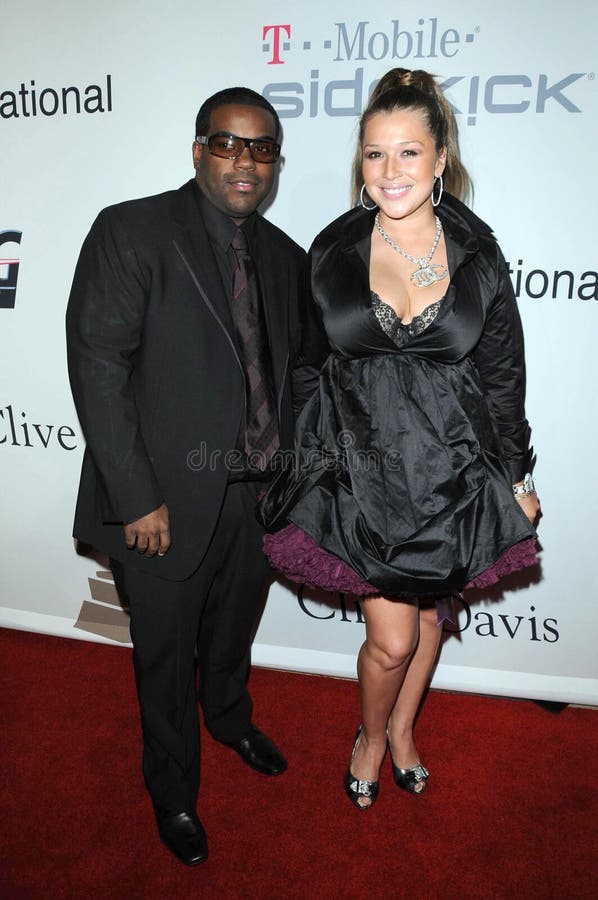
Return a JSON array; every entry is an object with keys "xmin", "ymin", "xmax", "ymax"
[{"xmin": 410, "ymin": 263, "xmax": 448, "ymax": 288}]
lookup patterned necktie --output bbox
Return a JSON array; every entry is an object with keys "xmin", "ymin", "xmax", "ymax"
[{"xmin": 231, "ymin": 227, "xmax": 279, "ymax": 469}]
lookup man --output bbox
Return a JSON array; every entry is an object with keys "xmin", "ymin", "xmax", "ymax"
[{"xmin": 66, "ymin": 87, "xmax": 319, "ymax": 866}]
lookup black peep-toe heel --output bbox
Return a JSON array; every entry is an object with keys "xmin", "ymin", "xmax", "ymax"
[
  {"xmin": 387, "ymin": 729, "xmax": 429, "ymax": 794},
  {"xmin": 391, "ymin": 760, "xmax": 429, "ymax": 793},
  {"xmin": 344, "ymin": 725, "xmax": 380, "ymax": 809}
]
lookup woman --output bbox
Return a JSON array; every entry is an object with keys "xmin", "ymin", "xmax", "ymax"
[{"xmin": 260, "ymin": 69, "xmax": 540, "ymax": 809}]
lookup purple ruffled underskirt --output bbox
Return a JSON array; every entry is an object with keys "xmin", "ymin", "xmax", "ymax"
[{"xmin": 263, "ymin": 524, "xmax": 539, "ymax": 598}]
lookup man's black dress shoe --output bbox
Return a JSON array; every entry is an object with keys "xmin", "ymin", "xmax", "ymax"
[
  {"xmin": 225, "ymin": 726, "xmax": 287, "ymax": 776},
  {"xmin": 156, "ymin": 811, "xmax": 208, "ymax": 866}
]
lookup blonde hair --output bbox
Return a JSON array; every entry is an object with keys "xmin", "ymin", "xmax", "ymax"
[{"xmin": 351, "ymin": 68, "xmax": 472, "ymax": 206}]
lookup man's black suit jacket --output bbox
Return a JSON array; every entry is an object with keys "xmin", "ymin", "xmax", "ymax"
[{"xmin": 66, "ymin": 179, "xmax": 322, "ymax": 581}]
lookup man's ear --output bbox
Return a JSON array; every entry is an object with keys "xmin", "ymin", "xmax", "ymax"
[{"xmin": 192, "ymin": 141, "xmax": 202, "ymax": 171}]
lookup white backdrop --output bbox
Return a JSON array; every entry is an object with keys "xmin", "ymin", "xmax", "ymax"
[{"xmin": 1, "ymin": 0, "xmax": 597, "ymax": 704}]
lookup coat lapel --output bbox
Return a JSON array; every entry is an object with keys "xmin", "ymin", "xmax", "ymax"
[{"xmin": 335, "ymin": 201, "xmax": 482, "ymax": 285}]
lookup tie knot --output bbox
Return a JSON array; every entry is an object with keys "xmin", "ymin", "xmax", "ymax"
[{"xmin": 231, "ymin": 228, "xmax": 249, "ymax": 254}]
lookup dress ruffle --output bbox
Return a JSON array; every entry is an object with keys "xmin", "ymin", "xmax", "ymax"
[
  {"xmin": 465, "ymin": 537, "xmax": 538, "ymax": 589},
  {"xmin": 263, "ymin": 524, "xmax": 538, "ymax": 597},
  {"xmin": 264, "ymin": 523, "xmax": 378, "ymax": 595}
]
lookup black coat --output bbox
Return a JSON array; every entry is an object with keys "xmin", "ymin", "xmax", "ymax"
[
  {"xmin": 309, "ymin": 194, "xmax": 534, "ymax": 481},
  {"xmin": 66, "ymin": 179, "xmax": 317, "ymax": 580}
]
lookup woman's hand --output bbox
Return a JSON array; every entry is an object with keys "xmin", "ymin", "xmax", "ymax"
[{"xmin": 515, "ymin": 493, "xmax": 541, "ymax": 525}]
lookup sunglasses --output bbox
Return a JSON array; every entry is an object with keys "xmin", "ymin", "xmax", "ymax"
[{"xmin": 195, "ymin": 132, "xmax": 281, "ymax": 164}]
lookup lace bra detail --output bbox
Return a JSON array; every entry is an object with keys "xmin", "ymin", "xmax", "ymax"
[{"xmin": 371, "ymin": 291, "xmax": 443, "ymax": 343}]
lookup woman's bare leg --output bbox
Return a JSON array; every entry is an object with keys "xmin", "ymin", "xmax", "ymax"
[
  {"xmin": 348, "ymin": 597, "xmax": 420, "ymax": 803},
  {"xmin": 387, "ymin": 604, "xmax": 442, "ymax": 768},
  {"xmin": 349, "ymin": 600, "xmax": 442, "ymax": 804}
]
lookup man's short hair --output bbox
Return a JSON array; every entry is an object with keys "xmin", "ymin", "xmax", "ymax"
[{"xmin": 195, "ymin": 87, "xmax": 281, "ymax": 141}]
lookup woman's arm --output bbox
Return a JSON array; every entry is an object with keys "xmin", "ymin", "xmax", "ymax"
[{"xmin": 472, "ymin": 242, "xmax": 540, "ymax": 523}]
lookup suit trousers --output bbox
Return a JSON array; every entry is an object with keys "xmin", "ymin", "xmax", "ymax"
[{"xmin": 111, "ymin": 480, "xmax": 270, "ymax": 816}]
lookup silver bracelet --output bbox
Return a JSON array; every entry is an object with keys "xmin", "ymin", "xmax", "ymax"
[{"xmin": 512, "ymin": 473, "xmax": 535, "ymax": 497}]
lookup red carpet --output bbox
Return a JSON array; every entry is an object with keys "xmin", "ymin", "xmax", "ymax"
[{"xmin": 1, "ymin": 628, "xmax": 596, "ymax": 899}]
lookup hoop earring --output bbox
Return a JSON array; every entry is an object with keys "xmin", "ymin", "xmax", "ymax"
[
  {"xmin": 360, "ymin": 184, "xmax": 377, "ymax": 210},
  {"xmin": 432, "ymin": 174, "xmax": 443, "ymax": 207}
]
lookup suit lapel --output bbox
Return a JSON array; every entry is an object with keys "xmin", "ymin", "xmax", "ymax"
[
  {"xmin": 252, "ymin": 232, "xmax": 289, "ymax": 408},
  {"xmin": 169, "ymin": 182, "xmax": 294, "ymax": 406},
  {"xmin": 170, "ymin": 181, "xmax": 244, "ymax": 375}
]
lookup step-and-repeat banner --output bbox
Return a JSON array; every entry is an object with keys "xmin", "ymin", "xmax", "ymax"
[{"xmin": 2, "ymin": 1, "xmax": 596, "ymax": 703}]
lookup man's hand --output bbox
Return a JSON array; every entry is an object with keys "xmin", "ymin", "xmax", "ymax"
[{"xmin": 124, "ymin": 503, "xmax": 171, "ymax": 556}]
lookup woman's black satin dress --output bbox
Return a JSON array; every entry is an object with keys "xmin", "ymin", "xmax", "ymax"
[{"xmin": 259, "ymin": 199, "xmax": 537, "ymax": 599}]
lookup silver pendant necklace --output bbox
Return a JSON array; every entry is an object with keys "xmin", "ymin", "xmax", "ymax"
[{"xmin": 375, "ymin": 212, "xmax": 448, "ymax": 288}]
